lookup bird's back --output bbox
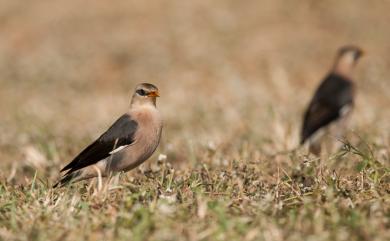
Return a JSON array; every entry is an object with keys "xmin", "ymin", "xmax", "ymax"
[
  {"xmin": 313, "ymin": 74, "xmax": 354, "ymax": 107},
  {"xmin": 301, "ymin": 73, "xmax": 355, "ymax": 144}
]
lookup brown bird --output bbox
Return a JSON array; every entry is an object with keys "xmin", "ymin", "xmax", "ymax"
[
  {"xmin": 301, "ymin": 46, "xmax": 364, "ymax": 155},
  {"xmin": 54, "ymin": 83, "xmax": 162, "ymax": 187}
]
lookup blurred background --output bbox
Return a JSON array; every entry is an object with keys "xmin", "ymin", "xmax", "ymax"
[{"xmin": 0, "ymin": 0, "xmax": 389, "ymax": 183}]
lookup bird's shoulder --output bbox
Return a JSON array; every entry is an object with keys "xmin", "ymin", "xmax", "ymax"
[
  {"xmin": 316, "ymin": 73, "xmax": 353, "ymax": 97},
  {"xmin": 100, "ymin": 113, "xmax": 138, "ymax": 141}
]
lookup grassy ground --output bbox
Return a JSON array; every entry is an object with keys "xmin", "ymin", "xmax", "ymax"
[{"xmin": 0, "ymin": 1, "xmax": 389, "ymax": 240}]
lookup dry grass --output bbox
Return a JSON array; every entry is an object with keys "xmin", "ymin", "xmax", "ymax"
[{"xmin": 0, "ymin": 1, "xmax": 389, "ymax": 240}]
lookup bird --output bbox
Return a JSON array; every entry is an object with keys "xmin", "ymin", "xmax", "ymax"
[
  {"xmin": 54, "ymin": 83, "xmax": 162, "ymax": 187},
  {"xmin": 300, "ymin": 46, "xmax": 364, "ymax": 155}
]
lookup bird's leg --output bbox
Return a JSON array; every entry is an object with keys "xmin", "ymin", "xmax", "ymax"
[{"xmin": 309, "ymin": 143, "xmax": 321, "ymax": 156}]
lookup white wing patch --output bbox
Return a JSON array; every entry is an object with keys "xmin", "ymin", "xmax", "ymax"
[{"xmin": 109, "ymin": 145, "xmax": 129, "ymax": 155}]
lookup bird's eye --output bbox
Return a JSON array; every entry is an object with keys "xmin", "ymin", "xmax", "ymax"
[{"xmin": 136, "ymin": 89, "xmax": 146, "ymax": 96}]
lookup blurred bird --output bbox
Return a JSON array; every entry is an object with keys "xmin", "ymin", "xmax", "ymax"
[
  {"xmin": 54, "ymin": 83, "xmax": 162, "ymax": 187},
  {"xmin": 300, "ymin": 46, "xmax": 364, "ymax": 155}
]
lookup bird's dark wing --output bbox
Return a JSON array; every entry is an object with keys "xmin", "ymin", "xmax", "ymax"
[
  {"xmin": 301, "ymin": 74, "xmax": 354, "ymax": 144},
  {"xmin": 60, "ymin": 114, "xmax": 138, "ymax": 174}
]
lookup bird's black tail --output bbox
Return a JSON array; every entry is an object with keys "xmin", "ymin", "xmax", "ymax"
[{"xmin": 53, "ymin": 171, "xmax": 80, "ymax": 188}]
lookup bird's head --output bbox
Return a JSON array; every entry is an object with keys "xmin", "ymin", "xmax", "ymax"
[
  {"xmin": 338, "ymin": 45, "xmax": 364, "ymax": 62},
  {"xmin": 131, "ymin": 83, "xmax": 160, "ymax": 107},
  {"xmin": 333, "ymin": 45, "xmax": 364, "ymax": 77}
]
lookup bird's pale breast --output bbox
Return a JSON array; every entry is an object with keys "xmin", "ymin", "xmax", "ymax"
[{"xmin": 113, "ymin": 105, "xmax": 162, "ymax": 172}]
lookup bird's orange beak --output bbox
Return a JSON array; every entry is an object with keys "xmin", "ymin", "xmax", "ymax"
[{"xmin": 148, "ymin": 91, "xmax": 160, "ymax": 97}]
